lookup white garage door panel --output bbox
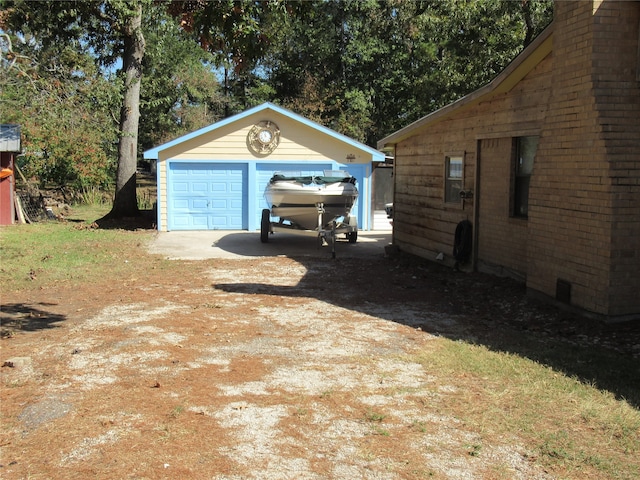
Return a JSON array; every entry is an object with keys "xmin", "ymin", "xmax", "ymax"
[{"xmin": 168, "ymin": 163, "xmax": 247, "ymax": 230}]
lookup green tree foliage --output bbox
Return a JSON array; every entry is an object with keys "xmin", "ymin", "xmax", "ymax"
[
  {"xmin": 140, "ymin": 4, "xmax": 225, "ymax": 152},
  {"xmin": 264, "ymin": 0, "xmax": 553, "ymax": 145},
  {"xmin": 413, "ymin": 0, "xmax": 552, "ymax": 108},
  {"xmin": 1, "ymin": 1, "xmax": 224, "ymax": 200},
  {"xmin": 2, "ymin": 0, "xmax": 148, "ymax": 217},
  {"xmin": 1, "ymin": 0, "xmax": 554, "ymax": 208},
  {"xmin": 167, "ymin": 0, "xmax": 285, "ymax": 114},
  {"xmin": 264, "ymin": 1, "xmax": 365, "ymax": 136},
  {"xmin": 0, "ymin": 32, "xmax": 118, "ymax": 194}
]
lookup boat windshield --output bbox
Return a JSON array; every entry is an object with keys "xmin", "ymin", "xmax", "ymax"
[{"xmin": 270, "ymin": 170, "xmax": 355, "ymax": 185}]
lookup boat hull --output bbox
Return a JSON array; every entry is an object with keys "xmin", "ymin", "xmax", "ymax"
[{"xmin": 265, "ymin": 176, "xmax": 358, "ymax": 230}]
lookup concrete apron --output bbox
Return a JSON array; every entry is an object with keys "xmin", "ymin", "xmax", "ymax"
[
  {"xmin": 149, "ymin": 210, "xmax": 393, "ymax": 260},
  {"xmin": 148, "ymin": 229, "xmax": 393, "ymax": 260}
]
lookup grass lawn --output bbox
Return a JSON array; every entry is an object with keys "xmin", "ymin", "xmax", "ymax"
[{"xmin": 1, "ymin": 204, "xmax": 159, "ymax": 291}]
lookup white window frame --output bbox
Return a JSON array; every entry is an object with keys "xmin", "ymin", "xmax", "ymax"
[{"xmin": 444, "ymin": 154, "xmax": 464, "ymax": 204}]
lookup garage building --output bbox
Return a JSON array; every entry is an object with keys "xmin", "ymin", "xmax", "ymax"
[{"xmin": 144, "ymin": 103, "xmax": 384, "ymax": 232}]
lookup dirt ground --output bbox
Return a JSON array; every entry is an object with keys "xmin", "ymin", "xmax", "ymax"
[{"xmin": 1, "ymin": 235, "xmax": 639, "ymax": 479}]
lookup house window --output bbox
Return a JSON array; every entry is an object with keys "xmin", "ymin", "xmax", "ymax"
[
  {"xmin": 445, "ymin": 155, "xmax": 463, "ymax": 203},
  {"xmin": 513, "ymin": 136, "xmax": 538, "ymax": 218}
]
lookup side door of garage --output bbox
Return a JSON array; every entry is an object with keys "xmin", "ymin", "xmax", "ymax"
[{"xmin": 168, "ymin": 162, "xmax": 247, "ymax": 230}]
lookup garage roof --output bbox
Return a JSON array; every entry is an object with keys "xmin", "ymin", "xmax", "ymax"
[{"xmin": 144, "ymin": 102, "xmax": 384, "ymax": 162}]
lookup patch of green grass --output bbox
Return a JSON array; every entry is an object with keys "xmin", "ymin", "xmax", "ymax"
[
  {"xmin": 169, "ymin": 405, "xmax": 185, "ymax": 419},
  {"xmin": 67, "ymin": 202, "xmax": 112, "ymax": 222},
  {"xmin": 409, "ymin": 419, "xmax": 427, "ymax": 433},
  {"xmin": 414, "ymin": 340, "xmax": 640, "ymax": 479},
  {"xmin": 364, "ymin": 409, "xmax": 390, "ymax": 436},
  {"xmin": 320, "ymin": 389, "xmax": 334, "ymax": 398},
  {"xmin": 466, "ymin": 443, "xmax": 482, "ymax": 457},
  {"xmin": 76, "ymin": 187, "xmax": 111, "ymax": 206},
  {"xmin": 137, "ymin": 190, "xmax": 155, "ymax": 210},
  {"xmin": 0, "ymin": 204, "xmax": 168, "ymax": 292},
  {"xmin": 293, "ymin": 407, "xmax": 308, "ymax": 417},
  {"xmin": 371, "ymin": 425, "xmax": 390, "ymax": 436},
  {"xmin": 364, "ymin": 409, "xmax": 386, "ymax": 423}
]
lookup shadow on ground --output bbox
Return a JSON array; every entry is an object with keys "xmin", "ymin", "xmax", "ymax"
[
  {"xmin": 148, "ymin": 229, "xmax": 392, "ymax": 260},
  {"xmin": 94, "ymin": 210, "xmax": 156, "ymax": 231},
  {"xmin": 214, "ymin": 252, "xmax": 640, "ymax": 409},
  {"xmin": 0, "ymin": 303, "xmax": 67, "ymax": 335}
]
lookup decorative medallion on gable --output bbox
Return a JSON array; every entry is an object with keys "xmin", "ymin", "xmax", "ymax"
[{"xmin": 247, "ymin": 120, "xmax": 280, "ymax": 155}]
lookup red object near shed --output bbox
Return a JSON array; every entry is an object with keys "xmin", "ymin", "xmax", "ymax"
[{"xmin": 0, "ymin": 125, "xmax": 21, "ymax": 226}]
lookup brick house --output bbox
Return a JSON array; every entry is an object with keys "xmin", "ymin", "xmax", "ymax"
[{"xmin": 377, "ymin": 0, "xmax": 640, "ymax": 321}]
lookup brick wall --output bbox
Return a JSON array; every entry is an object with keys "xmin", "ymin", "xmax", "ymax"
[
  {"xmin": 527, "ymin": 0, "xmax": 640, "ymax": 317},
  {"xmin": 593, "ymin": 1, "xmax": 640, "ymax": 316},
  {"xmin": 393, "ymin": 123, "xmax": 473, "ymax": 260},
  {"xmin": 393, "ymin": 56, "xmax": 552, "ymax": 264},
  {"xmin": 392, "ymin": 0, "xmax": 639, "ymax": 318}
]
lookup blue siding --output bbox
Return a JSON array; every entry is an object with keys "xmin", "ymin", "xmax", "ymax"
[{"xmin": 343, "ymin": 164, "xmax": 368, "ymax": 230}]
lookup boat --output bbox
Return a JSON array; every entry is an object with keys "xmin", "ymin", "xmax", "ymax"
[{"xmin": 264, "ymin": 171, "xmax": 358, "ymax": 231}]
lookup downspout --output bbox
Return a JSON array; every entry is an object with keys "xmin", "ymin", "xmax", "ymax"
[
  {"xmin": 472, "ymin": 139, "xmax": 481, "ymax": 271},
  {"xmin": 391, "ymin": 144, "xmax": 397, "ymax": 246}
]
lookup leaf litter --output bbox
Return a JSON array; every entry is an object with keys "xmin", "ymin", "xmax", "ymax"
[{"xmin": 2, "ymin": 254, "xmax": 637, "ymax": 479}]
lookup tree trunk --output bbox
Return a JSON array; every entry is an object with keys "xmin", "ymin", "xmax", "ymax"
[
  {"xmin": 107, "ymin": 3, "xmax": 145, "ymax": 219},
  {"xmin": 521, "ymin": 0, "xmax": 535, "ymax": 47}
]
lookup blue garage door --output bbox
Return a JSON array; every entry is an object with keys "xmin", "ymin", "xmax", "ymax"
[{"xmin": 168, "ymin": 162, "xmax": 247, "ymax": 230}]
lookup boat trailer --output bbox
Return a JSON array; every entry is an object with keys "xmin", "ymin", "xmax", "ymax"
[{"xmin": 260, "ymin": 203, "xmax": 358, "ymax": 258}]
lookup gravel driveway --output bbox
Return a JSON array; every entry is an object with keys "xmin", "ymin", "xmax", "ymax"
[{"xmin": 2, "ymin": 230, "xmax": 637, "ymax": 479}]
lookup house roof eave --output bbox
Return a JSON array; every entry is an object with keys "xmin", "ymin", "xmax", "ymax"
[{"xmin": 376, "ymin": 23, "xmax": 553, "ymax": 150}]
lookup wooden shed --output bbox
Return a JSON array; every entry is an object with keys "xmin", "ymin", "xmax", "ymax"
[
  {"xmin": 0, "ymin": 125, "xmax": 20, "ymax": 226},
  {"xmin": 378, "ymin": 1, "xmax": 640, "ymax": 320},
  {"xmin": 144, "ymin": 102, "xmax": 384, "ymax": 232}
]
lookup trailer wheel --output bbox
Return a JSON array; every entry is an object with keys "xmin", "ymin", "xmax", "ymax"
[
  {"xmin": 260, "ymin": 209, "xmax": 270, "ymax": 243},
  {"xmin": 347, "ymin": 230, "xmax": 358, "ymax": 243}
]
